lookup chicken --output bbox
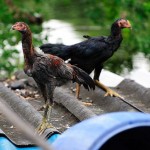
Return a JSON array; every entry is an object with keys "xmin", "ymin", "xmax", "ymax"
[
  {"xmin": 11, "ymin": 22, "xmax": 95, "ymax": 134},
  {"xmin": 40, "ymin": 18, "xmax": 132, "ymax": 99}
]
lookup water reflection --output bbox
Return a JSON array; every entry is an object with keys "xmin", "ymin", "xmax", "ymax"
[
  {"xmin": 41, "ymin": 19, "xmax": 81, "ymax": 45},
  {"xmin": 125, "ymin": 53, "xmax": 150, "ymax": 88},
  {"xmin": 41, "ymin": 19, "xmax": 150, "ymax": 87}
]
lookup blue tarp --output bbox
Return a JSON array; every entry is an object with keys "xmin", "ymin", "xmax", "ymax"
[{"xmin": 0, "ymin": 134, "xmax": 59, "ymax": 150}]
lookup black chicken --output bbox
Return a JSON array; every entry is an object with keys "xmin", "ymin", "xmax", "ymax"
[
  {"xmin": 40, "ymin": 18, "xmax": 132, "ymax": 99},
  {"xmin": 11, "ymin": 22, "xmax": 95, "ymax": 134}
]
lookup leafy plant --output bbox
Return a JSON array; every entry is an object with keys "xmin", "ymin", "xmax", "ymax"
[{"xmin": 0, "ymin": 49, "xmax": 19, "ymax": 77}]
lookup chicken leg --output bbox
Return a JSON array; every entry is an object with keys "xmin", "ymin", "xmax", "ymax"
[
  {"xmin": 36, "ymin": 103, "xmax": 54, "ymax": 134},
  {"xmin": 76, "ymin": 83, "xmax": 81, "ymax": 99},
  {"xmin": 94, "ymin": 80, "xmax": 124, "ymax": 99},
  {"xmin": 75, "ymin": 83, "xmax": 93, "ymax": 106}
]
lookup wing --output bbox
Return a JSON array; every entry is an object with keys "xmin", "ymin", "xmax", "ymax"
[
  {"xmin": 32, "ymin": 54, "xmax": 74, "ymax": 82},
  {"xmin": 69, "ymin": 36, "xmax": 108, "ymax": 58},
  {"xmin": 46, "ymin": 54, "xmax": 75, "ymax": 80},
  {"xmin": 45, "ymin": 55, "xmax": 95, "ymax": 90}
]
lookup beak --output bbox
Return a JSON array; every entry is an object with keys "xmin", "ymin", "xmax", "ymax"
[{"xmin": 127, "ymin": 20, "xmax": 132, "ymax": 30}]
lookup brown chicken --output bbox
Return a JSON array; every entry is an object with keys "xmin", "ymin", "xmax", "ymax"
[
  {"xmin": 40, "ymin": 18, "xmax": 132, "ymax": 100},
  {"xmin": 11, "ymin": 22, "xmax": 95, "ymax": 134}
]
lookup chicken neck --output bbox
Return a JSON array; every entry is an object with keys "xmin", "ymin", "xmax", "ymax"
[
  {"xmin": 110, "ymin": 22, "xmax": 122, "ymax": 37},
  {"xmin": 107, "ymin": 21, "xmax": 123, "ymax": 51},
  {"xmin": 21, "ymin": 30, "xmax": 36, "ymax": 66}
]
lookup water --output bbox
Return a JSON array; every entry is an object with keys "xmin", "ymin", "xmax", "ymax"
[
  {"xmin": 41, "ymin": 19, "xmax": 81, "ymax": 45},
  {"xmin": 125, "ymin": 53, "xmax": 150, "ymax": 88}
]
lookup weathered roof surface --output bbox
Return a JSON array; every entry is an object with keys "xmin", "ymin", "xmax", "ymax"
[{"xmin": 0, "ymin": 70, "xmax": 150, "ymax": 145}]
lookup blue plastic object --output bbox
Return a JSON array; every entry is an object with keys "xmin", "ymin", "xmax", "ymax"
[
  {"xmin": 2, "ymin": 112, "xmax": 150, "ymax": 150},
  {"xmin": 52, "ymin": 112, "xmax": 150, "ymax": 150},
  {"xmin": 0, "ymin": 134, "xmax": 59, "ymax": 150}
]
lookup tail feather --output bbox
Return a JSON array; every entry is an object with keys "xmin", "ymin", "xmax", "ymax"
[
  {"xmin": 72, "ymin": 65, "xmax": 95, "ymax": 91},
  {"xmin": 39, "ymin": 43, "xmax": 70, "ymax": 60}
]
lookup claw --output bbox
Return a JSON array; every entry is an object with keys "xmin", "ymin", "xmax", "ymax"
[
  {"xmin": 94, "ymin": 80, "xmax": 124, "ymax": 100},
  {"xmin": 36, "ymin": 104, "xmax": 54, "ymax": 135},
  {"xmin": 104, "ymin": 88, "xmax": 124, "ymax": 100},
  {"xmin": 36, "ymin": 118, "xmax": 53, "ymax": 135},
  {"xmin": 81, "ymin": 102, "xmax": 93, "ymax": 106}
]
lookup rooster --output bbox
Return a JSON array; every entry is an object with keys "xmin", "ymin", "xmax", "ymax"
[
  {"xmin": 11, "ymin": 22, "xmax": 95, "ymax": 134},
  {"xmin": 40, "ymin": 18, "xmax": 132, "ymax": 99}
]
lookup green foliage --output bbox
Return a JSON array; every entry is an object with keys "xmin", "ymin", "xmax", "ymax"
[
  {"xmin": 0, "ymin": 0, "xmax": 43, "ymax": 78},
  {"xmin": 0, "ymin": 49, "xmax": 19, "ymax": 77}
]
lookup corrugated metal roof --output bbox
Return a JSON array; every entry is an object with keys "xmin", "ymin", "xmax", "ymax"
[{"xmin": 0, "ymin": 70, "xmax": 150, "ymax": 145}]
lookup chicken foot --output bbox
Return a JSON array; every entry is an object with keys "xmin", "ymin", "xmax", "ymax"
[
  {"xmin": 94, "ymin": 80, "xmax": 124, "ymax": 100},
  {"xmin": 36, "ymin": 104, "xmax": 53, "ymax": 135},
  {"xmin": 75, "ymin": 83, "xmax": 93, "ymax": 106}
]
